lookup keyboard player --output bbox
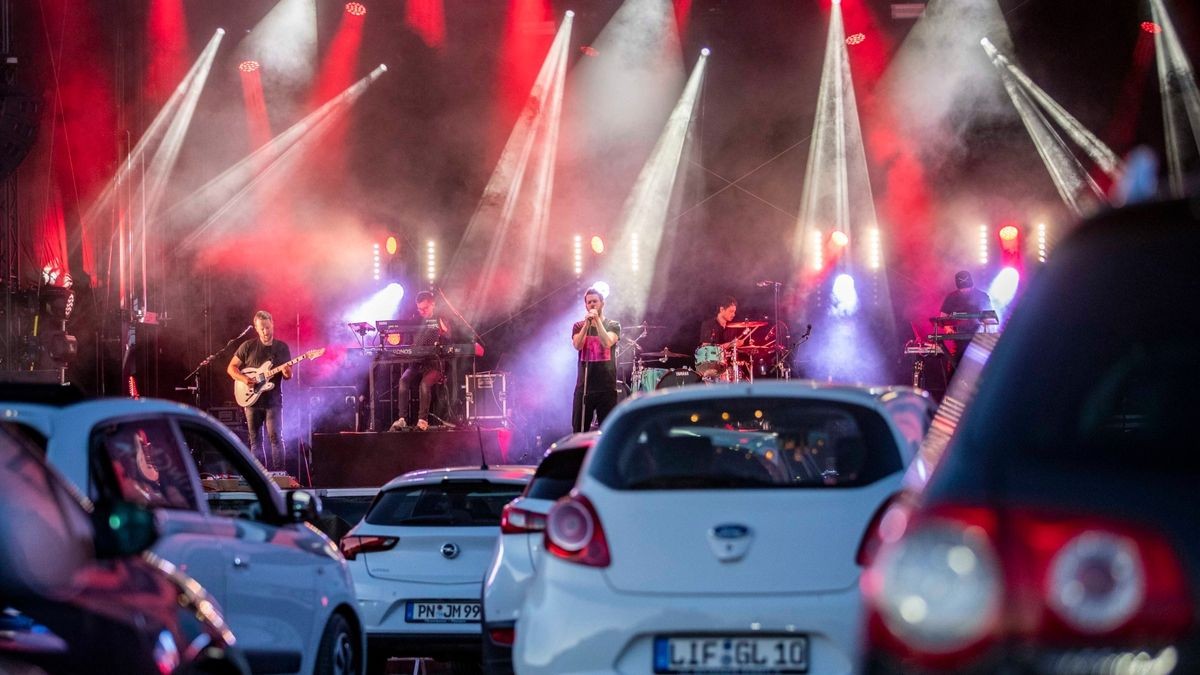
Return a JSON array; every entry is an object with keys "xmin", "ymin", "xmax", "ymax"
[
  {"xmin": 938, "ymin": 270, "xmax": 993, "ymax": 369},
  {"xmin": 389, "ymin": 291, "xmax": 451, "ymax": 431}
]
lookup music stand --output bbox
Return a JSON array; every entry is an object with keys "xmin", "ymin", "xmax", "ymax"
[{"xmin": 375, "ymin": 319, "xmax": 440, "ymax": 347}]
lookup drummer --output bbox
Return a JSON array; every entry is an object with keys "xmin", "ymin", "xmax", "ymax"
[{"xmin": 699, "ymin": 296, "xmax": 750, "ymax": 348}]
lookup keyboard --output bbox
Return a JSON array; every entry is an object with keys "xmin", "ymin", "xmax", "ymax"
[{"xmin": 379, "ymin": 344, "xmax": 480, "ymax": 357}]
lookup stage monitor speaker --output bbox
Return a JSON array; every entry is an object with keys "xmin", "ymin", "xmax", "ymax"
[
  {"xmin": 465, "ymin": 372, "xmax": 506, "ymax": 423},
  {"xmin": 208, "ymin": 406, "xmax": 249, "ymax": 445},
  {"xmin": 306, "ymin": 386, "xmax": 360, "ymax": 433}
]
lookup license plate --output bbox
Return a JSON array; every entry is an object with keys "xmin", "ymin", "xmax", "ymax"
[
  {"xmin": 654, "ymin": 636, "xmax": 809, "ymax": 673},
  {"xmin": 404, "ymin": 601, "xmax": 481, "ymax": 623}
]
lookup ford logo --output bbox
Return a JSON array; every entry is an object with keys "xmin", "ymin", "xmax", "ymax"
[
  {"xmin": 441, "ymin": 543, "xmax": 460, "ymax": 559},
  {"xmin": 712, "ymin": 524, "xmax": 750, "ymax": 539}
]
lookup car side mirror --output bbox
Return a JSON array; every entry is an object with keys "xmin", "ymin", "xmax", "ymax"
[
  {"xmin": 92, "ymin": 500, "xmax": 158, "ymax": 558},
  {"xmin": 286, "ymin": 489, "xmax": 323, "ymax": 524}
]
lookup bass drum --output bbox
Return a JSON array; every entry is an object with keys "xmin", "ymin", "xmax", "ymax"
[
  {"xmin": 655, "ymin": 368, "xmax": 703, "ymax": 390},
  {"xmin": 633, "ymin": 368, "xmax": 667, "ymax": 393}
]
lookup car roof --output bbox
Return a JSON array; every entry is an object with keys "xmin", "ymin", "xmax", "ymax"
[
  {"xmin": 609, "ymin": 380, "xmax": 930, "ymax": 419},
  {"xmin": 380, "ymin": 465, "xmax": 535, "ymax": 491},
  {"xmin": 545, "ymin": 431, "xmax": 600, "ymax": 454}
]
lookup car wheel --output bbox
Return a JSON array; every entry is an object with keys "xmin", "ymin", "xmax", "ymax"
[{"xmin": 314, "ymin": 613, "xmax": 357, "ymax": 675}]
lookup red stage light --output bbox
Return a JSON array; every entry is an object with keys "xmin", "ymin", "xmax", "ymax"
[
  {"xmin": 831, "ymin": 231, "xmax": 849, "ymax": 248},
  {"xmin": 998, "ymin": 225, "xmax": 1019, "ymax": 242},
  {"xmin": 1141, "ymin": 21, "xmax": 1161, "ymax": 34},
  {"xmin": 846, "ymin": 33, "xmax": 866, "ymax": 46},
  {"xmin": 238, "ymin": 60, "xmax": 260, "ymax": 73},
  {"xmin": 580, "ymin": 45, "xmax": 599, "ymax": 57},
  {"xmin": 346, "ymin": 2, "xmax": 367, "ymax": 16}
]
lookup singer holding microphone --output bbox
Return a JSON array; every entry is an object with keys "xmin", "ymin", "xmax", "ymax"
[
  {"xmin": 227, "ymin": 310, "xmax": 292, "ymax": 470},
  {"xmin": 571, "ymin": 287, "xmax": 621, "ymax": 433}
]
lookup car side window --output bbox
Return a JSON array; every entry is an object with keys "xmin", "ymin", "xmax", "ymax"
[
  {"xmin": 93, "ymin": 419, "xmax": 196, "ymax": 511},
  {"xmin": 178, "ymin": 421, "xmax": 271, "ymax": 520}
]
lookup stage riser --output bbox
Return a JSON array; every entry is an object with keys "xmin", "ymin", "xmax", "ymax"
[{"xmin": 311, "ymin": 429, "xmax": 516, "ymax": 487}]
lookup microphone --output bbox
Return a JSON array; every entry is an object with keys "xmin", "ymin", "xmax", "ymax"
[
  {"xmin": 802, "ymin": 324, "xmax": 812, "ymax": 338},
  {"xmin": 240, "ymin": 325, "xmax": 254, "ymax": 337},
  {"xmin": 756, "ymin": 280, "xmax": 780, "ymax": 287}
]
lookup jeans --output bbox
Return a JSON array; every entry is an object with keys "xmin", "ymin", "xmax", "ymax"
[
  {"xmin": 244, "ymin": 405, "xmax": 285, "ymax": 470},
  {"xmin": 397, "ymin": 364, "xmax": 444, "ymax": 423}
]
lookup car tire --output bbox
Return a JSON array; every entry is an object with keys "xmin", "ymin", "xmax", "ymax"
[{"xmin": 315, "ymin": 613, "xmax": 357, "ymax": 675}]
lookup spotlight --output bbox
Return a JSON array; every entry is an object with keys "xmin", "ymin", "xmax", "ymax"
[
  {"xmin": 830, "ymin": 230, "xmax": 849, "ymax": 248},
  {"xmin": 591, "ymin": 281, "xmax": 611, "ymax": 298},
  {"xmin": 238, "ymin": 60, "xmax": 260, "ymax": 73},
  {"xmin": 573, "ymin": 235, "xmax": 583, "ymax": 278},
  {"xmin": 216, "ymin": 28, "xmax": 226, "ymax": 36},
  {"xmin": 380, "ymin": 63, "xmax": 388, "ymax": 72},
  {"xmin": 831, "ymin": 273, "xmax": 858, "ymax": 317},
  {"xmin": 998, "ymin": 225, "xmax": 1019, "ymax": 242},
  {"xmin": 565, "ymin": 10, "xmax": 575, "ymax": 18},
  {"xmin": 988, "ymin": 267, "xmax": 1020, "ymax": 306},
  {"xmin": 426, "ymin": 240, "xmax": 437, "ymax": 284},
  {"xmin": 580, "ymin": 45, "xmax": 598, "ymax": 57},
  {"xmin": 345, "ymin": 2, "xmax": 367, "ymax": 17},
  {"xmin": 845, "ymin": 33, "xmax": 866, "ymax": 46},
  {"xmin": 386, "ymin": 236, "xmax": 398, "ymax": 256},
  {"xmin": 1141, "ymin": 21, "xmax": 1162, "ymax": 34},
  {"xmin": 591, "ymin": 236, "xmax": 604, "ymax": 254},
  {"xmin": 700, "ymin": 47, "xmax": 711, "ymax": 57}
]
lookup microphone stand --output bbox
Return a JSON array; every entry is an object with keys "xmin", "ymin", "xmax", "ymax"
[{"xmin": 182, "ymin": 325, "xmax": 252, "ymax": 409}]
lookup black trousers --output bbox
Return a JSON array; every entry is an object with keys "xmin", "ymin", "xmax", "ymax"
[{"xmin": 572, "ymin": 383, "xmax": 618, "ymax": 433}]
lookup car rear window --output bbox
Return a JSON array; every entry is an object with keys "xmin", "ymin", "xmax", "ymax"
[
  {"xmin": 365, "ymin": 480, "xmax": 525, "ymax": 526},
  {"xmin": 591, "ymin": 398, "xmax": 901, "ymax": 490},
  {"xmin": 525, "ymin": 447, "xmax": 587, "ymax": 500}
]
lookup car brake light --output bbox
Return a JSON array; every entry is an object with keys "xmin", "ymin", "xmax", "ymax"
[
  {"xmin": 856, "ymin": 493, "xmax": 903, "ymax": 566},
  {"xmin": 500, "ymin": 503, "xmax": 547, "ymax": 534},
  {"xmin": 545, "ymin": 494, "xmax": 610, "ymax": 568},
  {"xmin": 489, "ymin": 627, "xmax": 515, "ymax": 646},
  {"xmin": 864, "ymin": 504, "xmax": 1194, "ymax": 670},
  {"xmin": 339, "ymin": 535, "xmax": 398, "ymax": 560}
]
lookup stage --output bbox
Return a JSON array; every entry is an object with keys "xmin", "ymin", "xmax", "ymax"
[{"xmin": 310, "ymin": 427, "xmax": 528, "ymax": 488}]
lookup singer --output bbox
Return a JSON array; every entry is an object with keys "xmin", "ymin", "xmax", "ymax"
[
  {"xmin": 571, "ymin": 287, "xmax": 621, "ymax": 433},
  {"xmin": 227, "ymin": 310, "xmax": 292, "ymax": 470}
]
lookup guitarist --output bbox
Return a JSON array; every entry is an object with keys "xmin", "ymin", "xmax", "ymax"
[{"xmin": 227, "ymin": 310, "xmax": 292, "ymax": 470}]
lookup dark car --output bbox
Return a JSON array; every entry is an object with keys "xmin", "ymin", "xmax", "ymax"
[
  {"xmin": 0, "ymin": 421, "xmax": 249, "ymax": 675},
  {"xmin": 861, "ymin": 196, "xmax": 1200, "ymax": 673}
]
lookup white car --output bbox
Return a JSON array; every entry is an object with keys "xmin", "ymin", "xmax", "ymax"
[
  {"xmin": 1, "ymin": 397, "xmax": 364, "ymax": 675},
  {"xmin": 481, "ymin": 432, "xmax": 598, "ymax": 674},
  {"xmin": 341, "ymin": 466, "xmax": 533, "ymax": 673},
  {"xmin": 513, "ymin": 381, "xmax": 934, "ymax": 675}
]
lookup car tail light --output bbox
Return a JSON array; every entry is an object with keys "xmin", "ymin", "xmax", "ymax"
[
  {"xmin": 339, "ymin": 535, "xmax": 398, "ymax": 560},
  {"xmin": 863, "ymin": 504, "xmax": 1193, "ymax": 670},
  {"xmin": 500, "ymin": 502, "xmax": 547, "ymax": 534},
  {"xmin": 856, "ymin": 493, "xmax": 902, "ymax": 566},
  {"xmin": 489, "ymin": 627, "xmax": 515, "ymax": 646},
  {"xmin": 545, "ymin": 494, "xmax": 610, "ymax": 567}
]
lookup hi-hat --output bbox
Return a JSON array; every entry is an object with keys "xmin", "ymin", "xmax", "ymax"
[
  {"xmin": 639, "ymin": 349, "xmax": 689, "ymax": 359},
  {"xmin": 726, "ymin": 320, "xmax": 767, "ymax": 329}
]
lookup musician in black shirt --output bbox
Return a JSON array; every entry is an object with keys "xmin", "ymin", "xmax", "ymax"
[
  {"xmin": 939, "ymin": 270, "xmax": 992, "ymax": 368},
  {"xmin": 227, "ymin": 310, "xmax": 292, "ymax": 470},
  {"xmin": 389, "ymin": 291, "xmax": 450, "ymax": 431}
]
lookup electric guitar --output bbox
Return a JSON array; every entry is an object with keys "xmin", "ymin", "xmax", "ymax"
[{"xmin": 234, "ymin": 348, "xmax": 326, "ymax": 407}]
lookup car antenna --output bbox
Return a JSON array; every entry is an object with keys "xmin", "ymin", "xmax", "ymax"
[{"xmin": 476, "ymin": 424, "xmax": 489, "ymax": 470}]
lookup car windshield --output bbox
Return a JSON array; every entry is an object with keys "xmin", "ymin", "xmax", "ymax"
[
  {"xmin": 591, "ymin": 398, "xmax": 901, "ymax": 490},
  {"xmin": 366, "ymin": 480, "xmax": 525, "ymax": 526},
  {"xmin": 525, "ymin": 448, "xmax": 587, "ymax": 500}
]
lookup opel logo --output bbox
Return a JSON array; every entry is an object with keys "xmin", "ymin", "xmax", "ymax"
[{"xmin": 441, "ymin": 542, "xmax": 460, "ymax": 559}]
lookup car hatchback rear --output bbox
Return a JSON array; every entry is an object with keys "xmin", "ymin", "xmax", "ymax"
[
  {"xmin": 514, "ymin": 383, "xmax": 932, "ymax": 675},
  {"xmin": 343, "ymin": 467, "xmax": 532, "ymax": 671}
]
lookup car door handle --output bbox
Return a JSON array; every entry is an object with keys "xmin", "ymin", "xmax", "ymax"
[{"xmin": 232, "ymin": 556, "xmax": 250, "ymax": 569}]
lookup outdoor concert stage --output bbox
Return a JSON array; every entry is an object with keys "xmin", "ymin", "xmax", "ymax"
[{"xmin": 310, "ymin": 427, "xmax": 520, "ymax": 487}]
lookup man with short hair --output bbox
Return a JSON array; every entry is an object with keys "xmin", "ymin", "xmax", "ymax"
[
  {"xmin": 389, "ymin": 291, "xmax": 450, "ymax": 431},
  {"xmin": 571, "ymin": 288, "xmax": 621, "ymax": 432},
  {"xmin": 939, "ymin": 270, "xmax": 993, "ymax": 368},
  {"xmin": 227, "ymin": 310, "xmax": 292, "ymax": 470}
]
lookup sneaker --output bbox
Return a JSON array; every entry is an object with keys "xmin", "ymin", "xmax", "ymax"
[
  {"xmin": 416, "ymin": 419, "xmax": 429, "ymax": 431},
  {"xmin": 388, "ymin": 417, "xmax": 407, "ymax": 431}
]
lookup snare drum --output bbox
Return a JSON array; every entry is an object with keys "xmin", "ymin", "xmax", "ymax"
[
  {"xmin": 633, "ymin": 368, "xmax": 667, "ymax": 393},
  {"xmin": 656, "ymin": 368, "xmax": 703, "ymax": 389},
  {"xmin": 693, "ymin": 344, "xmax": 725, "ymax": 377}
]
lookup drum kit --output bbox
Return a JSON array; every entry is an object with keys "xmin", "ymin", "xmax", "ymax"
[{"xmin": 620, "ymin": 320, "xmax": 791, "ymax": 395}]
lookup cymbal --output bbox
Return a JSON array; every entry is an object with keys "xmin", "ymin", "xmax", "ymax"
[
  {"xmin": 631, "ymin": 322, "xmax": 665, "ymax": 330},
  {"xmin": 726, "ymin": 321, "xmax": 767, "ymax": 329},
  {"xmin": 639, "ymin": 349, "xmax": 690, "ymax": 359},
  {"xmin": 736, "ymin": 344, "xmax": 777, "ymax": 352}
]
